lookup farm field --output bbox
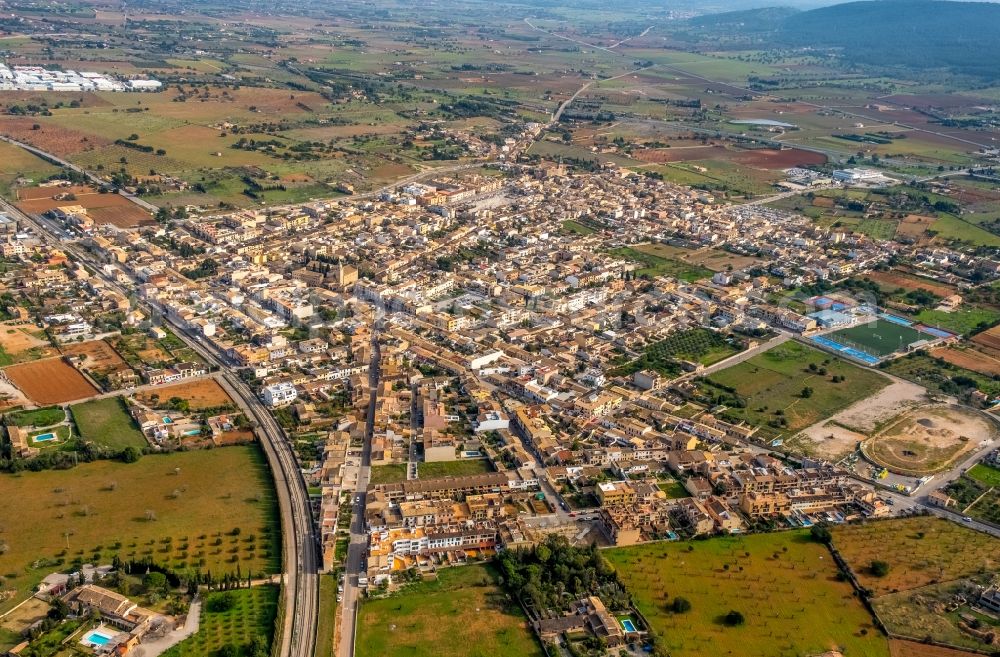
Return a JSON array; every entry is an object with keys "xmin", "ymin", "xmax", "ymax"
[
  {"xmin": 70, "ymin": 396, "xmax": 147, "ymax": 451},
  {"xmin": 418, "ymin": 459, "xmax": 493, "ymax": 478},
  {"xmin": 608, "ymin": 244, "xmax": 713, "ymax": 282},
  {"xmin": 865, "ymin": 271, "xmax": 958, "ymax": 298},
  {"xmin": 136, "ymin": 377, "xmax": 234, "ymax": 411},
  {"xmin": 889, "ymin": 639, "xmax": 988, "ymax": 657},
  {"xmin": 6, "ymin": 405, "xmax": 65, "ymax": 427},
  {"xmin": 607, "ymin": 532, "xmax": 889, "ymax": 657},
  {"xmin": 4, "ymin": 357, "xmax": 97, "ymax": 404},
  {"xmin": 914, "ymin": 307, "xmax": 1000, "ymax": 336},
  {"xmin": 832, "ymin": 517, "xmax": 998, "ymax": 596},
  {"xmin": 0, "ymin": 323, "xmax": 54, "ymax": 365},
  {"xmin": 874, "ymin": 581, "xmax": 1000, "ymax": 652},
  {"xmin": 0, "ymin": 140, "xmax": 60, "ymax": 196},
  {"xmin": 927, "ymin": 344, "xmax": 1000, "ymax": 379},
  {"xmin": 882, "ymin": 352, "xmax": 1000, "ymax": 397},
  {"xmin": 698, "ymin": 341, "xmax": 891, "ymax": 438},
  {"xmin": 60, "ymin": 339, "xmax": 130, "ymax": 382},
  {"xmin": 612, "ymin": 327, "xmax": 740, "ymax": 377},
  {"xmin": 966, "ymin": 463, "xmax": 1000, "ymax": 486},
  {"xmin": 0, "ymin": 445, "xmax": 280, "ymax": 615},
  {"xmin": 15, "ymin": 183, "xmax": 152, "ymax": 228},
  {"xmin": 160, "ymin": 586, "xmax": 278, "ymax": 657},
  {"xmin": 356, "ymin": 564, "xmax": 543, "ymax": 657}
]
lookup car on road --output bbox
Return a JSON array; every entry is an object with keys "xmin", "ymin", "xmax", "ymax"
[{"xmin": 963, "ymin": 516, "xmax": 973, "ymax": 522}]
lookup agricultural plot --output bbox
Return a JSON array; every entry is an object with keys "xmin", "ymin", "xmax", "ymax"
[
  {"xmin": 0, "ymin": 323, "xmax": 53, "ymax": 364},
  {"xmin": 698, "ymin": 341, "xmax": 890, "ymax": 439},
  {"xmin": 4, "ymin": 357, "xmax": 97, "ymax": 404},
  {"xmin": 607, "ymin": 532, "xmax": 888, "ymax": 657},
  {"xmin": 357, "ymin": 564, "xmax": 543, "ymax": 657},
  {"xmin": 874, "ymin": 581, "xmax": 1000, "ymax": 652},
  {"xmin": 915, "ymin": 307, "xmax": 1000, "ymax": 336},
  {"xmin": 882, "ymin": 351, "xmax": 1000, "ymax": 398},
  {"xmin": 69, "ymin": 396, "xmax": 148, "ymax": 451},
  {"xmin": 966, "ymin": 463, "xmax": 1000, "ymax": 486},
  {"xmin": 15, "ymin": 183, "xmax": 152, "ymax": 228},
  {"xmin": 160, "ymin": 586, "xmax": 278, "ymax": 657},
  {"xmin": 0, "ymin": 445, "xmax": 280, "ymax": 614},
  {"xmin": 832, "ymin": 517, "xmax": 998, "ymax": 597},
  {"xmin": 612, "ymin": 328, "xmax": 740, "ymax": 377},
  {"xmin": 608, "ymin": 244, "xmax": 713, "ymax": 282},
  {"xmin": 136, "ymin": 378, "xmax": 234, "ymax": 411}
]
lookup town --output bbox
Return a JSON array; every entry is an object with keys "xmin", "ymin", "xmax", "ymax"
[{"xmin": 0, "ymin": 1, "xmax": 999, "ymax": 657}]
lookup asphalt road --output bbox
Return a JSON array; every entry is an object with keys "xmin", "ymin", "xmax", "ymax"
[{"xmin": 337, "ymin": 332, "xmax": 381, "ymax": 657}]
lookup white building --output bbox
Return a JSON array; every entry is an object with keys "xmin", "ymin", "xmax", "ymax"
[{"xmin": 261, "ymin": 382, "xmax": 298, "ymax": 407}]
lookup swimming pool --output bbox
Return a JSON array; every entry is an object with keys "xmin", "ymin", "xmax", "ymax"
[
  {"xmin": 33, "ymin": 433, "xmax": 56, "ymax": 442},
  {"xmin": 80, "ymin": 628, "xmax": 116, "ymax": 648},
  {"xmin": 183, "ymin": 429, "xmax": 201, "ymax": 436},
  {"xmin": 621, "ymin": 619, "xmax": 637, "ymax": 633},
  {"xmin": 162, "ymin": 416, "xmax": 173, "ymax": 424}
]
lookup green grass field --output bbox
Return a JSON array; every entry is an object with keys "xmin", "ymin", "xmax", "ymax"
[
  {"xmin": 607, "ymin": 532, "xmax": 888, "ymax": 657},
  {"xmin": 70, "ymin": 397, "xmax": 147, "ymax": 450},
  {"xmin": 827, "ymin": 319, "xmax": 928, "ymax": 358},
  {"xmin": 699, "ymin": 341, "xmax": 890, "ymax": 437},
  {"xmin": 0, "ymin": 445, "xmax": 280, "ymax": 614},
  {"xmin": 608, "ymin": 245, "xmax": 713, "ymax": 282},
  {"xmin": 161, "ymin": 586, "xmax": 278, "ymax": 657},
  {"xmin": 915, "ymin": 307, "xmax": 1000, "ymax": 335},
  {"xmin": 418, "ymin": 459, "xmax": 493, "ymax": 478},
  {"xmin": 6, "ymin": 405, "xmax": 65, "ymax": 427},
  {"xmin": 314, "ymin": 574, "xmax": 339, "ymax": 657},
  {"xmin": 369, "ymin": 463, "xmax": 408, "ymax": 485},
  {"xmin": 967, "ymin": 463, "xmax": 1000, "ymax": 486},
  {"xmin": 357, "ymin": 564, "xmax": 543, "ymax": 657}
]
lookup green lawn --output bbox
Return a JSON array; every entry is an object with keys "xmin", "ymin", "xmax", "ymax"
[
  {"xmin": 608, "ymin": 245, "xmax": 713, "ymax": 282},
  {"xmin": 357, "ymin": 564, "xmax": 543, "ymax": 657},
  {"xmin": 607, "ymin": 532, "xmax": 888, "ymax": 657},
  {"xmin": 369, "ymin": 463, "xmax": 408, "ymax": 485},
  {"xmin": 161, "ymin": 586, "xmax": 278, "ymax": 657},
  {"xmin": 419, "ymin": 459, "xmax": 493, "ymax": 479},
  {"xmin": 7, "ymin": 405, "xmax": 65, "ymax": 427},
  {"xmin": 698, "ymin": 341, "xmax": 890, "ymax": 437},
  {"xmin": 0, "ymin": 445, "xmax": 280, "ymax": 615},
  {"xmin": 314, "ymin": 574, "xmax": 338, "ymax": 657},
  {"xmin": 561, "ymin": 220, "xmax": 596, "ymax": 235},
  {"xmin": 916, "ymin": 307, "xmax": 1000, "ymax": 335},
  {"xmin": 70, "ymin": 397, "xmax": 147, "ymax": 450},
  {"xmin": 657, "ymin": 481, "xmax": 690, "ymax": 499},
  {"xmin": 967, "ymin": 463, "xmax": 1000, "ymax": 487}
]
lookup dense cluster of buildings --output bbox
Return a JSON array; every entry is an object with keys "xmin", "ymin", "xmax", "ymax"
[{"xmin": 0, "ymin": 63, "xmax": 161, "ymax": 91}]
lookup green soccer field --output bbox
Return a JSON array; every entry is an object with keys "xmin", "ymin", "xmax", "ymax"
[{"xmin": 828, "ymin": 319, "xmax": 927, "ymax": 357}]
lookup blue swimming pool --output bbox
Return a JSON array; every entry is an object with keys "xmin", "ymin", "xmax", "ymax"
[
  {"xmin": 621, "ymin": 619, "xmax": 637, "ymax": 633},
  {"xmin": 162, "ymin": 416, "xmax": 173, "ymax": 424},
  {"xmin": 34, "ymin": 432, "xmax": 56, "ymax": 442},
  {"xmin": 81, "ymin": 628, "xmax": 115, "ymax": 648},
  {"xmin": 183, "ymin": 429, "xmax": 201, "ymax": 436}
]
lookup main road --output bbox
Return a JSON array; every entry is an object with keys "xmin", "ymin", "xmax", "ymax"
[
  {"xmin": 0, "ymin": 195, "xmax": 319, "ymax": 657},
  {"xmin": 336, "ymin": 329, "xmax": 382, "ymax": 657}
]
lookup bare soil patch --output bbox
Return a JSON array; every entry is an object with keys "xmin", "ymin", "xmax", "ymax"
[
  {"xmin": 864, "ymin": 405, "xmax": 993, "ymax": 475},
  {"xmin": 3, "ymin": 357, "xmax": 97, "ymax": 404},
  {"xmin": 136, "ymin": 377, "xmax": 233, "ymax": 410},
  {"xmin": 931, "ymin": 346, "xmax": 1000, "ymax": 376}
]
